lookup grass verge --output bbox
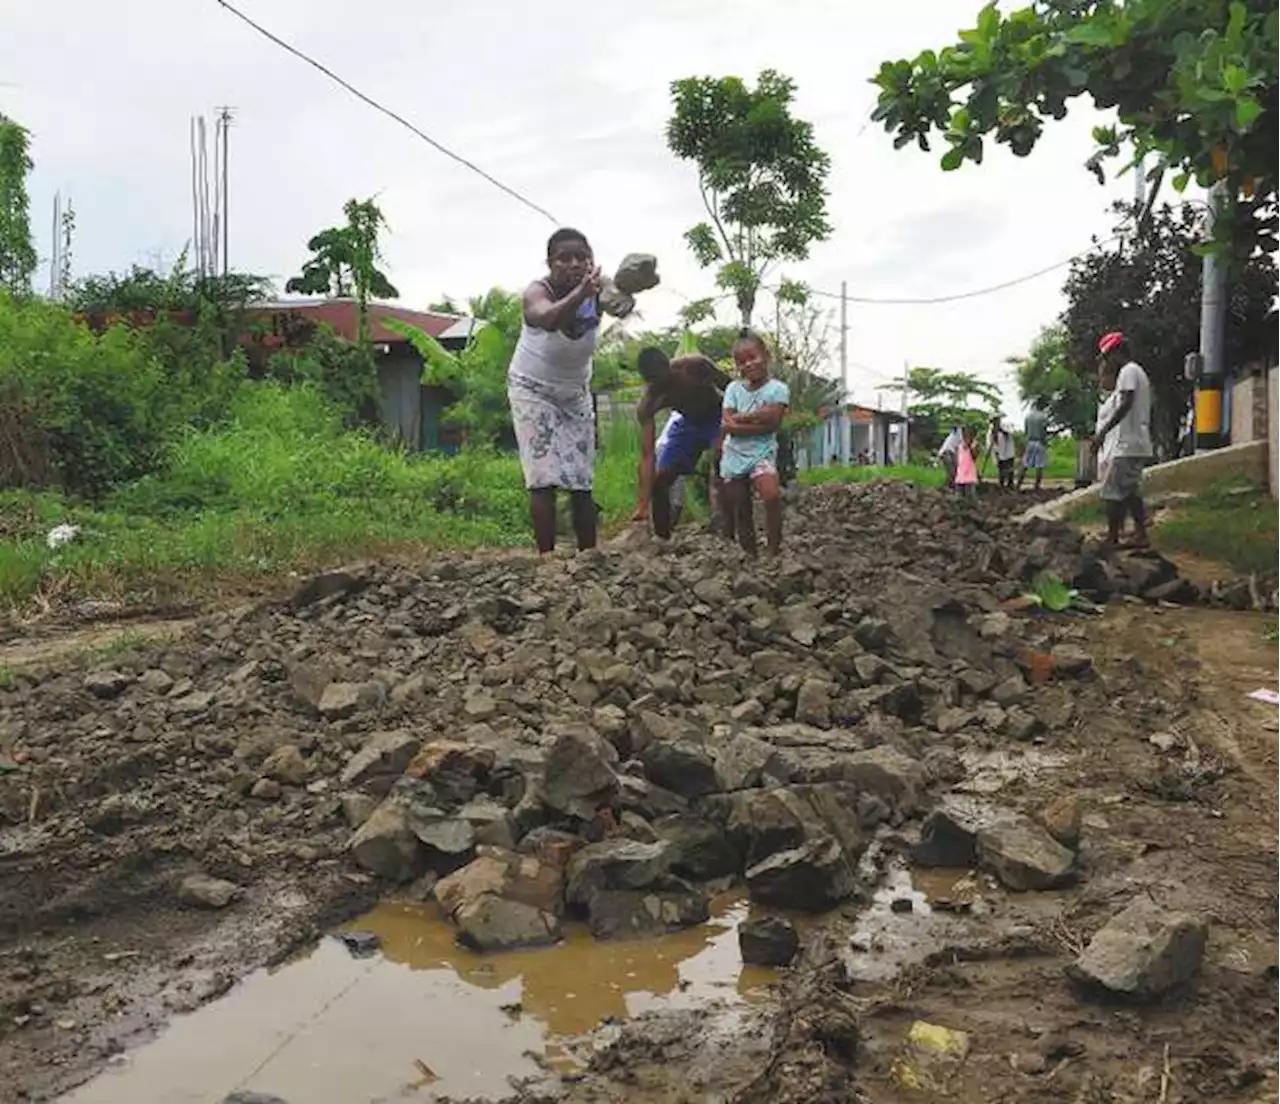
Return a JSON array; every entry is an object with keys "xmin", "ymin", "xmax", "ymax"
[
  {"xmin": 1153, "ymin": 478, "xmax": 1278, "ymax": 577},
  {"xmin": 0, "ymin": 385, "xmax": 647, "ymax": 615}
]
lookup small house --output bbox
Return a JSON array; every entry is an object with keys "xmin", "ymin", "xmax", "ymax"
[
  {"xmin": 242, "ymin": 298, "xmax": 479, "ymax": 453},
  {"xmin": 801, "ymin": 403, "xmax": 910, "ymax": 469}
]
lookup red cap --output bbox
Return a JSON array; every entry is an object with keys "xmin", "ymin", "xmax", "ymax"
[{"xmin": 1098, "ymin": 331, "xmax": 1125, "ymax": 355}]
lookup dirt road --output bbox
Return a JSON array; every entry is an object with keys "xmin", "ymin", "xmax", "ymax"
[{"xmin": 0, "ymin": 483, "xmax": 1274, "ymax": 1103}]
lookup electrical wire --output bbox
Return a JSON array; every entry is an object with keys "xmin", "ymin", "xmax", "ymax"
[
  {"xmin": 211, "ymin": 0, "xmax": 561, "ymax": 225},
  {"xmin": 777, "ymin": 234, "xmax": 1123, "ymax": 306},
  {"xmin": 210, "ymin": 1, "xmax": 1124, "ymax": 318}
]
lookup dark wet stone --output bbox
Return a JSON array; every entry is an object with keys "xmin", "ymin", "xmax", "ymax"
[{"xmin": 738, "ymin": 915, "xmax": 799, "ymax": 967}]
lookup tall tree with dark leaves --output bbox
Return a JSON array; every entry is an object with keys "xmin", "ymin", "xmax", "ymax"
[
  {"xmin": 0, "ymin": 115, "xmax": 37, "ymax": 297},
  {"xmin": 667, "ymin": 70, "xmax": 832, "ymax": 327},
  {"xmin": 1052, "ymin": 202, "xmax": 1274, "ymax": 454}
]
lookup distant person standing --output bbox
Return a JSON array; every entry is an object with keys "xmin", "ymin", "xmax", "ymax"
[
  {"xmin": 987, "ymin": 416, "xmax": 1016, "ymax": 489},
  {"xmin": 1092, "ymin": 331, "xmax": 1153, "ymax": 551},
  {"xmin": 1019, "ymin": 407, "xmax": 1049, "ymax": 491},
  {"xmin": 954, "ymin": 425, "xmax": 980, "ymax": 498},
  {"xmin": 937, "ymin": 425, "xmax": 962, "ymax": 489},
  {"xmin": 508, "ymin": 227, "xmax": 602, "ymax": 556}
]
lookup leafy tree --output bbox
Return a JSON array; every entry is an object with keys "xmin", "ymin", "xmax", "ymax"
[
  {"xmin": 893, "ymin": 366, "xmax": 1002, "ymax": 448},
  {"xmin": 1056, "ymin": 200, "xmax": 1274, "ymax": 453},
  {"xmin": 0, "ymin": 115, "xmax": 36, "ymax": 296},
  {"xmin": 667, "ymin": 70, "xmax": 832, "ymax": 326},
  {"xmin": 262, "ymin": 326, "xmax": 381, "ymax": 429},
  {"xmin": 286, "ymin": 198, "xmax": 399, "ymax": 344},
  {"xmin": 1010, "ymin": 323, "xmax": 1095, "ymax": 434},
  {"xmin": 870, "ymin": 0, "xmax": 1278, "ymax": 254}
]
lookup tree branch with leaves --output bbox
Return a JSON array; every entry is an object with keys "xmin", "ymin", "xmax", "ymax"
[{"xmin": 871, "ymin": 0, "xmax": 1278, "ymax": 256}]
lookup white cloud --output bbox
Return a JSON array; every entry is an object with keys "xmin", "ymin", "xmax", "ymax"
[{"xmin": 3, "ymin": 0, "xmax": 1145, "ymax": 419}]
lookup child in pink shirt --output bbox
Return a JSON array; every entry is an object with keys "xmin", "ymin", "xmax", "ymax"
[{"xmin": 954, "ymin": 425, "xmax": 979, "ymax": 497}]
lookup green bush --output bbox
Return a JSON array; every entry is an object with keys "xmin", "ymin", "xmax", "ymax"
[{"xmin": 0, "ymin": 295, "xmax": 171, "ymax": 497}]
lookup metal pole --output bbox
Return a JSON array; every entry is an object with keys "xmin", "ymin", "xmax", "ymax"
[
  {"xmin": 899, "ymin": 359, "xmax": 910, "ymax": 462},
  {"xmin": 839, "ymin": 281, "xmax": 848, "ymax": 395},
  {"xmin": 219, "ymin": 107, "xmax": 231, "ymax": 276},
  {"xmin": 1195, "ymin": 180, "xmax": 1229, "ymax": 450}
]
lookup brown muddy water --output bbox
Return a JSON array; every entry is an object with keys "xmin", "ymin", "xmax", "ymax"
[{"xmin": 62, "ymin": 894, "xmax": 775, "ymax": 1104}]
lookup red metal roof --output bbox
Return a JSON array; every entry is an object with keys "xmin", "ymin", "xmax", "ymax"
[{"xmin": 245, "ymin": 299, "xmax": 460, "ymax": 343}]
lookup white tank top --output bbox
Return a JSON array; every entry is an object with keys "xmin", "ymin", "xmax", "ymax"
[{"xmin": 508, "ymin": 284, "xmax": 597, "ymax": 388}]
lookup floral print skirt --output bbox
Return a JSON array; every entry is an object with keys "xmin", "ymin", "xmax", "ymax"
[{"xmin": 508, "ymin": 371, "xmax": 595, "ymax": 492}]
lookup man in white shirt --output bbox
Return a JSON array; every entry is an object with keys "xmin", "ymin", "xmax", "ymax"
[
  {"xmin": 986, "ymin": 416, "xmax": 1016, "ymax": 489},
  {"xmin": 936, "ymin": 425, "xmax": 962, "ymax": 488},
  {"xmin": 1092, "ymin": 331, "xmax": 1153, "ymax": 550}
]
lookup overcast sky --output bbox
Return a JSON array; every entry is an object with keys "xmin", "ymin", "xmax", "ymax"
[{"xmin": 4, "ymin": 0, "xmax": 1143, "ymax": 415}]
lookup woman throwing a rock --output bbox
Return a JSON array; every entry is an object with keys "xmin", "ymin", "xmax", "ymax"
[{"xmin": 509, "ymin": 228, "xmax": 603, "ymax": 555}]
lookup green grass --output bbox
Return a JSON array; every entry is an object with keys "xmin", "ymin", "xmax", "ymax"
[
  {"xmin": 798, "ymin": 437, "xmax": 1078, "ymax": 491},
  {"xmin": 1154, "ymin": 477, "xmax": 1278, "ymax": 577},
  {"xmin": 0, "ymin": 385, "xmax": 649, "ymax": 613},
  {"xmin": 798, "ymin": 463, "xmax": 946, "ymax": 489},
  {"xmin": 1044, "ymin": 437, "xmax": 1076, "ymax": 480}
]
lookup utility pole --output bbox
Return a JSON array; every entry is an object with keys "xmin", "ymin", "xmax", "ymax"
[
  {"xmin": 216, "ymin": 106, "xmax": 233, "ymax": 276},
  {"xmin": 839, "ymin": 281, "xmax": 848, "ymax": 396},
  {"xmin": 900, "ymin": 358, "xmax": 910, "ymax": 462},
  {"xmin": 1194, "ymin": 180, "xmax": 1229, "ymax": 450}
]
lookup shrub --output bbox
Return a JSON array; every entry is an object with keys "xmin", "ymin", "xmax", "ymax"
[{"xmin": 0, "ymin": 295, "xmax": 172, "ymax": 497}]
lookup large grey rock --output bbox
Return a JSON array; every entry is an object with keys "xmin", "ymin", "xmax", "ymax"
[
  {"xmin": 1068, "ymin": 897, "xmax": 1208, "ymax": 1000},
  {"xmin": 641, "ymin": 739, "xmax": 719, "ymax": 799},
  {"xmin": 713, "ymin": 732, "xmax": 773, "ymax": 790},
  {"xmin": 84, "ymin": 669, "xmax": 132, "ymax": 699},
  {"xmin": 977, "ymin": 816, "xmax": 1074, "ymax": 890},
  {"xmin": 701, "ymin": 783, "xmax": 864, "ymax": 870},
  {"xmin": 317, "ymin": 681, "xmax": 379, "ymax": 720},
  {"xmin": 738, "ymin": 916, "xmax": 799, "ymax": 967},
  {"xmin": 613, "ymin": 253, "xmax": 660, "ymax": 295},
  {"xmin": 348, "ymin": 800, "xmax": 421, "ymax": 882},
  {"xmin": 843, "ymin": 747, "xmax": 926, "ymax": 817},
  {"xmin": 585, "ymin": 885, "xmax": 709, "ymax": 940},
  {"xmin": 795, "ymin": 679, "xmax": 834, "ymax": 725},
  {"xmin": 177, "ymin": 873, "xmax": 241, "ymax": 910},
  {"xmin": 455, "ymin": 895, "xmax": 561, "ymax": 952},
  {"xmin": 745, "ymin": 837, "xmax": 857, "ymax": 911},
  {"xmin": 408, "ymin": 810, "xmax": 476, "ymax": 857},
  {"xmin": 913, "ymin": 798, "xmax": 1000, "ymax": 868},
  {"xmin": 542, "ymin": 726, "xmax": 620, "ymax": 820},
  {"xmin": 565, "ymin": 839, "xmax": 672, "ymax": 906},
  {"xmin": 261, "ymin": 744, "xmax": 309, "ymax": 786},
  {"xmin": 435, "ymin": 850, "xmax": 564, "ymax": 918},
  {"xmin": 341, "ymin": 730, "xmax": 419, "ymax": 787},
  {"xmin": 653, "ymin": 814, "xmax": 740, "ymax": 880}
]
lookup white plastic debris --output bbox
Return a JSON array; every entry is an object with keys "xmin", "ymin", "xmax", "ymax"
[{"xmin": 46, "ymin": 524, "xmax": 80, "ymax": 550}]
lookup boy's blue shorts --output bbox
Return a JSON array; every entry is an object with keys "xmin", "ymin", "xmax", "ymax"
[{"xmin": 656, "ymin": 412, "xmax": 721, "ymax": 473}]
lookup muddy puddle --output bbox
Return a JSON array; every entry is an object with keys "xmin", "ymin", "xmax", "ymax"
[
  {"xmin": 63, "ymin": 894, "xmax": 774, "ymax": 1104},
  {"xmin": 845, "ymin": 864, "xmax": 982, "ymax": 982}
]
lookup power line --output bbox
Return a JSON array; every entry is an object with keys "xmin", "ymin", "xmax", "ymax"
[
  {"xmin": 779, "ymin": 235, "xmax": 1122, "ymax": 306},
  {"xmin": 212, "ymin": 0, "xmax": 561, "ymax": 225}
]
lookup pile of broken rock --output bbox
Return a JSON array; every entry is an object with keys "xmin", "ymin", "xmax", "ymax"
[{"xmin": 0, "ymin": 482, "xmax": 1204, "ymax": 966}]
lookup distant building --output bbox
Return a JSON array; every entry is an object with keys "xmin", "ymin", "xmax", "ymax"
[
  {"xmin": 800, "ymin": 403, "xmax": 910, "ymax": 469},
  {"xmin": 241, "ymin": 298, "xmax": 480, "ymax": 454}
]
